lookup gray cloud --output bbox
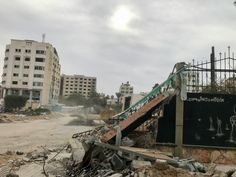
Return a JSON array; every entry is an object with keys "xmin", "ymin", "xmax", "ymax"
[{"xmin": 0, "ymin": 0, "xmax": 236, "ymax": 95}]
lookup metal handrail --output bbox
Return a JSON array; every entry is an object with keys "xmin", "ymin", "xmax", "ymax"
[{"xmin": 112, "ymin": 64, "xmax": 189, "ymax": 121}]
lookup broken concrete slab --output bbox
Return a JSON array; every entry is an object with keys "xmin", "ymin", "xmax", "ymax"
[
  {"xmin": 69, "ymin": 138, "xmax": 87, "ymax": 163},
  {"xmin": 108, "ymin": 173, "xmax": 123, "ymax": 177},
  {"xmin": 111, "ymin": 154, "xmax": 124, "ymax": 170},
  {"xmin": 131, "ymin": 160, "xmax": 151, "ymax": 169},
  {"xmin": 215, "ymin": 164, "xmax": 236, "ymax": 174}
]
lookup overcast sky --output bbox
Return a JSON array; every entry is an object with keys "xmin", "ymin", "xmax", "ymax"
[{"xmin": 0, "ymin": 0, "xmax": 236, "ymax": 95}]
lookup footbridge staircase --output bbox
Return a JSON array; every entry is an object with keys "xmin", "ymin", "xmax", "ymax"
[{"xmin": 101, "ymin": 64, "xmax": 188, "ymax": 143}]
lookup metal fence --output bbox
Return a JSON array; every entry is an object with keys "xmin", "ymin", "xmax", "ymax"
[{"xmin": 186, "ymin": 46, "xmax": 236, "ymax": 94}]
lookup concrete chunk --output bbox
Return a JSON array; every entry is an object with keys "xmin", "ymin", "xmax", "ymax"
[{"xmin": 131, "ymin": 160, "xmax": 151, "ymax": 169}]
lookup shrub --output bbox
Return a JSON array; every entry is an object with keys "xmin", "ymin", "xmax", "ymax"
[{"xmin": 4, "ymin": 95, "xmax": 28, "ymax": 112}]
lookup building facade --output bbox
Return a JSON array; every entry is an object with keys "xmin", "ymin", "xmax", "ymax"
[
  {"xmin": 1, "ymin": 39, "xmax": 61, "ymax": 105},
  {"xmin": 119, "ymin": 81, "xmax": 133, "ymax": 96},
  {"xmin": 60, "ymin": 74, "xmax": 96, "ymax": 98}
]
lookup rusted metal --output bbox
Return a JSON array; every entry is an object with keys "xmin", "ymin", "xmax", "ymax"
[{"xmin": 101, "ymin": 94, "xmax": 169, "ymax": 143}]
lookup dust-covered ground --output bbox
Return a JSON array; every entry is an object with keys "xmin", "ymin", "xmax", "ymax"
[{"xmin": 0, "ymin": 113, "xmax": 93, "ymax": 154}]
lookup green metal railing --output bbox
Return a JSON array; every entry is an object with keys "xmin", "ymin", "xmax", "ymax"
[{"xmin": 113, "ymin": 64, "xmax": 189, "ymax": 121}]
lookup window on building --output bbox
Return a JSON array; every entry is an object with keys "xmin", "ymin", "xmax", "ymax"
[
  {"xmin": 15, "ymin": 49, "xmax": 21, "ymax": 52},
  {"xmin": 2, "ymin": 73, "xmax": 6, "ymax": 76},
  {"xmin": 2, "ymin": 81, "xmax": 6, "ymax": 84},
  {"xmin": 15, "ymin": 57, "xmax": 20, "ymax": 61},
  {"xmin": 23, "ymin": 82, "xmax": 28, "ymax": 85},
  {"xmin": 26, "ymin": 41, "xmax": 32, "ymax": 45},
  {"xmin": 35, "ymin": 58, "xmax": 45, "ymax": 62},
  {"xmin": 36, "ymin": 50, "xmax": 46, "ymax": 54},
  {"xmin": 23, "ymin": 74, "xmax": 28, "ymax": 77},
  {"xmin": 14, "ymin": 65, "xmax": 20, "ymax": 68},
  {"xmin": 34, "ymin": 66, "xmax": 44, "ymax": 70},
  {"xmin": 4, "ymin": 65, "xmax": 7, "ymax": 68},
  {"xmin": 25, "ymin": 57, "xmax": 30, "ymax": 61},
  {"xmin": 25, "ymin": 49, "xmax": 31, "ymax": 53},
  {"xmin": 12, "ymin": 81, "xmax": 18, "ymax": 85},
  {"xmin": 5, "ymin": 49, "xmax": 9, "ymax": 52},
  {"xmin": 4, "ymin": 57, "xmax": 8, "ymax": 61},
  {"xmin": 13, "ymin": 73, "xmax": 19, "ymax": 77},
  {"xmin": 34, "ymin": 74, "xmax": 44, "ymax": 78},
  {"xmin": 33, "ymin": 82, "xmax": 43, "ymax": 86},
  {"xmin": 66, "ymin": 84, "xmax": 68, "ymax": 86},
  {"xmin": 24, "ymin": 65, "xmax": 30, "ymax": 69}
]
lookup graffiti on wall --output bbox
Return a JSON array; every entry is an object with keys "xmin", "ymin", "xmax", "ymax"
[{"xmin": 184, "ymin": 93, "xmax": 236, "ymax": 147}]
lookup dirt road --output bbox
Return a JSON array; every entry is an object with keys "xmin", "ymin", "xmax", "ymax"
[{"xmin": 0, "ymin": 114, "xmax": 92, "ymax": 153}]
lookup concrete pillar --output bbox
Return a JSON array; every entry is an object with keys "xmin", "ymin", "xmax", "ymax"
[
  {"xmin": 174, "ymin": 62, "xmax": 185, "ymax": 157},
  {"xmin": 19, "ymin": 89, "xmax": 23, "ymax": 96},
  {"xmin": 3, "ymin": 89, "xmax": 6, "ymax": 98},
  {"xmin": 29, "ymin": 90, "xmax": 33, "ymax": 108}
]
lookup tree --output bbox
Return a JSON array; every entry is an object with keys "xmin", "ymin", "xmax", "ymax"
[
  {"xmin": 59, "ymin": 93, "xmax": 87, "ymax": 106},
  {"xmin": 116, "ymin": 92, "xmax": 122, "ymax": 103},
  {"xmin": 4, "ymin": 95, "xmax": 28, "ymax": 112}
]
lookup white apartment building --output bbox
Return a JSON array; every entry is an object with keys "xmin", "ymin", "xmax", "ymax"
[
  {"xmin": 119, "ymin": 81, "xmax": 133, "ymax": 96},
  {"xmin": 1, "ymin": 39, "xmax": 61, "ymax": 106},
  {"xmin": 60, "ymin": 74, "xmax": 96, "ymax": 98}
]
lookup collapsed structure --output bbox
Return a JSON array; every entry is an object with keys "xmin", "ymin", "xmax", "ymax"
[{"xmin": 67, "ymin": 46, "xmax": 236, "ymax": 177}]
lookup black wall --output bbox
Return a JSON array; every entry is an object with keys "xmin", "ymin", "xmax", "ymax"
[
  {"xmin": 156, "ymin": 93, "xmax": 236, "ymax": 148},
  {"xmin": 156, "ymin": 96, "xmax": 176, "ymax": 144},
  {"xmin": 184, "ymin": 93, "xmax": 236, "ymax": 147}
]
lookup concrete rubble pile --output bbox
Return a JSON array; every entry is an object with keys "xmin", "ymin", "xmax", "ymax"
[
  {"xmin": 2, "ymin": 126, "xmax": 236, "ymax": 177},
  {"xmin": 65, "ymin": 126, "xmax": 236, "ymax": 177},
  {"xmin": 0, "ymin": 146, "xmax": 72, "ymax": 177}
]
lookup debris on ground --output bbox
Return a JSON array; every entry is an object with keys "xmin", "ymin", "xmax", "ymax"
[
  {"xmin": 1, "ymin": 126, "xmax": 236, "ymax": 177},
  {"xmin": 0, "ymin": 112, "xmax": 63, "ymax": 123}
]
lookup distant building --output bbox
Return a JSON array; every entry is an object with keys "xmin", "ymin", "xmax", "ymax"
[
  {"xmin": 121, "ymin": 92, "xmax": 147, "ymax": 111},
  {"xmin": 107, "ymin": 95, "xmax": 117, "ymax": 106},
  {"xmin": 119, "ymin": 81, "xmax": 133, "ymax": 96},
  {"xmin": 60, "ymin": 74, "xmax": 97, "ymax": 98},
  {"xmin": 1, "ymin": 39, "xmax": 61, "ymax": 106}
]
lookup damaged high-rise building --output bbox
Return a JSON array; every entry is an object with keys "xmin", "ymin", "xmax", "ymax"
[{"xmin": 1, "ymin": 39, "xmax": 61, "ymax": 106}]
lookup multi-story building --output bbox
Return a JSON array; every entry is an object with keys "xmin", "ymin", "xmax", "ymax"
[
  {"xmin": 60, "ymin": 74, "xmax": 97, "ymax": 98},
  {"xmin": 1, "ymin": 39, "xmax": 61, "ymax": 106},
  {"xmin": 119, "ymin": 81, "xmax": 133, "ymax": 96}
]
